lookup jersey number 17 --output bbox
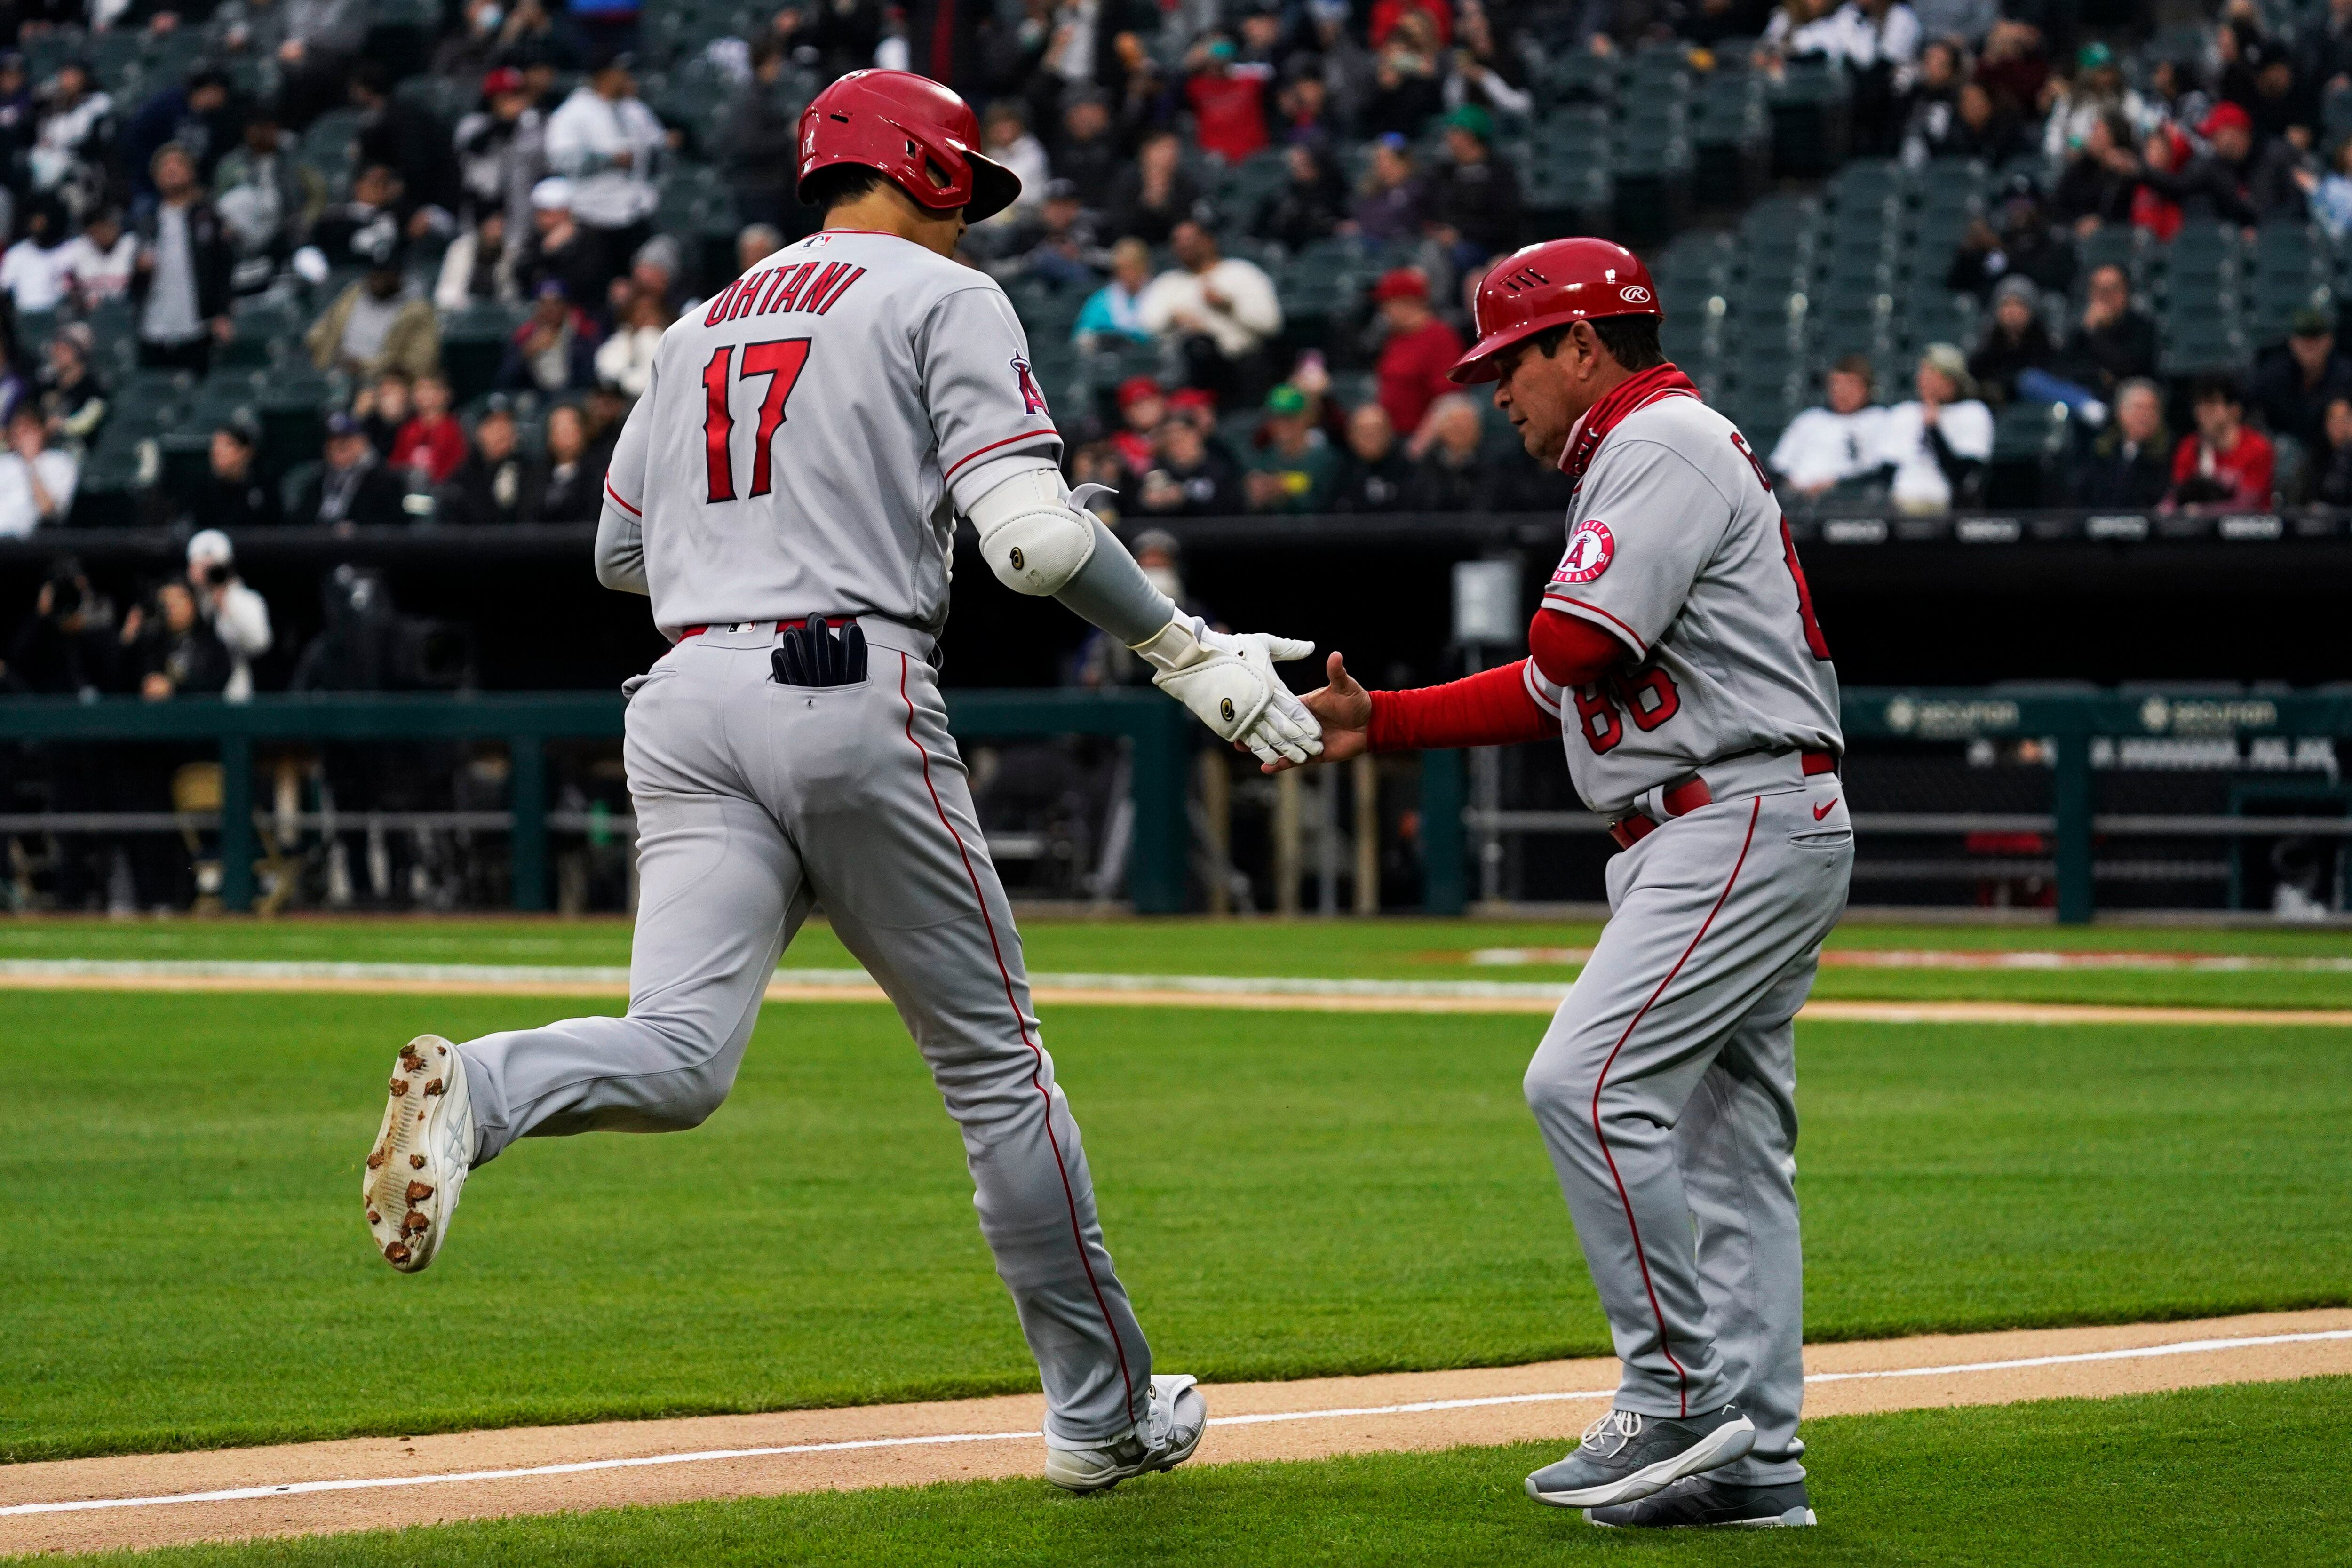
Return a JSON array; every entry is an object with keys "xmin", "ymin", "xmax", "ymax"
[{"xmin": 702, "ymin": 338, "xmax": 813, "ymax": 503}]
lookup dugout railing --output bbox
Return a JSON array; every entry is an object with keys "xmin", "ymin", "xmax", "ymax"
[{"xmin": 0, "ymin": 690, "xmax": 1193, "ymax": 915}]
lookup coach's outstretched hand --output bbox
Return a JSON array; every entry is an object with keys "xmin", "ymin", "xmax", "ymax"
[
  {"xmin": 1133, "ymin": 615, "xmax": 1325, "ymax": 766},
  {"xmin": 1263, "ymin": 651, "xmax": 1372, "ymax": 774}
]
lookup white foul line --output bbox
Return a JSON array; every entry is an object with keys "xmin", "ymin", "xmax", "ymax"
[{"xmin": 7, "ymin": 1328, "xmax": 2347, "ymax": 1520}]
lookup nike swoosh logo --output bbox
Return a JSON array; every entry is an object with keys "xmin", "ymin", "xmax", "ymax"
[{"xmin": 1814, "ymin": 800, "xmax": 1836, "ymax": 821}]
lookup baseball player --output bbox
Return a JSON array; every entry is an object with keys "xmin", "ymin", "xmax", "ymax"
[
  {"xmin": 362, "ymin": 69, "xmax": 1324, "ymax": 1494},
  {"xmin": 1279, "ymin": 239, "xmax": 1850, "ymax": 1528}
]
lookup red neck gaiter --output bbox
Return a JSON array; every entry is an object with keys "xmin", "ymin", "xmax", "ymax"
[{"xmin": 1557, "ymin": 362, "xmax": 1700, "ymax": 481}]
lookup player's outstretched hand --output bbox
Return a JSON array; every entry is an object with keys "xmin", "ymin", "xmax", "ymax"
[
  {"xmin": 1263, "ymin": 651, "xmax": 1371, "ymax": 774},
  {"xmin": 1137, "ymin": 616, "xmax": 1325, "ymax": 766}
]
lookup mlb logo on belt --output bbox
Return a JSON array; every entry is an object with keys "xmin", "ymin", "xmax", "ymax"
[{"xmin": 1554, "ymin": 518, "xmax": 1614, "ymax": 584}]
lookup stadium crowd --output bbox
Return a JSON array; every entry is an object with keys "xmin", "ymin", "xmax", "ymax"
[{"xmin": 0, "ymin": 0, "xmax": 2346, "ymax": 701}]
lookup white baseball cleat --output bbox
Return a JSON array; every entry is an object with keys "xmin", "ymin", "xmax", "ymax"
[
  {"xmin": 1043, "ymin": 1374, "xmax": 1207, "ymax": 1493},
  {"xmin": 363, "ymin": 1035, "xmax": 476, "ymax": 1273}
]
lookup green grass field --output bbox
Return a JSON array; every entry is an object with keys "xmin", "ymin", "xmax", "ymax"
[
  {"xmin": 29, "ymin": 1379, "xmax": 2352, "ymax": 1568},
  {"xmin": 6, "ymin": 979, "xmax": 2348, "ymax": 1464},
  {"xmin": 5, "ymin": 915, "xmax": 2352, "ymax": 1007}
]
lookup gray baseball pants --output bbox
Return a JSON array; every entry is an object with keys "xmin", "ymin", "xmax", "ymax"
[
  {"xmin": 454, "ymin": 621, "xmax": 1152, "ymax": 1445},
  {"xmin": 1523, "ymin": 760, "xmax": 1851, "ymax": 1484}
]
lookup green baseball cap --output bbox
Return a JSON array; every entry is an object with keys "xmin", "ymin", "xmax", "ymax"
[
  {"xmin": 2077, "ymin": 41, "xmax": 2113, "ymax": 71},
  {"xmin": 1444, "ymin": 103, "xmax": 1494, "ymax": 141},
  {"xmin": 1265, "ymin": 383, "xmax": 1308, "ymax": 414}
]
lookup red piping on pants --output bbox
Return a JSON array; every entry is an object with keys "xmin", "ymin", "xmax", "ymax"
[
  {"xmin": 896, "ymin": 652, "xmax": 1138, "ymax": 1428},
  {"xmin": 1588, "ymin": 793, "xmax": 1761, "ymax": 1417}
]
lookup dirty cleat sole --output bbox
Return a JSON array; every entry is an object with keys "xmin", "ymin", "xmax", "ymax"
[{"xmin": 363, "ymin": 1035, "xmax": 472, "ymax": 1273}]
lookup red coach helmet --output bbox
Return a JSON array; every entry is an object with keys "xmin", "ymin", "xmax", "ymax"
[
  {"xmin": 1449, "ymin": 238, "xmax": 1662, "ymax": 384},
  {"xmin": 796, "ymin": 70, "xmax": 1022, "ymax": 223}
]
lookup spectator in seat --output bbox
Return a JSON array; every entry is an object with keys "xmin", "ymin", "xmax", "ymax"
[
  {"xmin": 2238, "ymin": 37, "xmax": 2320, "ymax": 152},
  {"xmin": 1897, "ymin": 37, "xmax": 1963, "ymax": 166},
  {"xmin": 2139, "ymin": 101, "xmax": 2306, "ymax": 229},
  {"xmin": 57, "ymin": 206, "xmax": 137, "ymax": 305},
  {"xmin": 1137, "ymin": 417, "xmax": 1244, "ymax": 516},
  {"xmin": 1423, "ymin": 104, "xmax": 1521, "ymax": 265},
  {"xmin": 1, "ymin": 195, "xmax": 75, "ymax": 313},
  {"xmin": 2298, "ymin": 134, "xmax": 2352, "ymax": 243},
  {"xmin": 1947, "ymin": 183, "xmax": 2075, "ymax": 301},
  {"xmin": 528, "ymin": 403, "xmax": 600, "ymax": 521},
  {"xmin": 2050, "ymin": 112, "xmax": 2140, "ymax": 234},
  {"xmin": 1364, "ymin": 11, "xmax": 1444, "ymax": 137},
  {"xmin": 308, "ymin": 163, "xmax": 420, "ymax": 271},
  {"xmin": 1329, "ymin": 402, "xmax": 1414, "ymax": 512},
  {"xmin": 1106, "ymin": 130, "xmax": 1201, "ymax": 247},
  {"xmin": 594, "ymin": 285, "xmax": 671, "ymax": 399},
  {"xmin": 134, "ymin": 144, "xmax": 235, "ymax": 374},
  {"xmin": 1345, "ymin": 135, "xmax": 1423, "ymax": 246},
  {"xmin": 2169, "ymin": 377, "xmax": 2276, "ymax": 509},
  {"xmin": 438, "ymin": 396, "xmax": 537, "ymax": 525},
  {"xmin": 500, "ymin": 279, "xmax": 602, "ymax": 393},
  {"xmin": 1369, "ymin": 267, "xmax": 1463, "ymax": 442},
  {"xmin": 1254, "ymin": 144, "xmax": 1346, "ymax": 250},
  {"xmin": 435, "ymin": 207, "xmax": 519, "ymax": 308},
  {"xmin": 213, "ymin": 105, "xmax": 324, "ymax": 288},
  {"xmin": 2068, "ymin": 378, "xmax": 2171, "ymax": 508},
  {"xmin": 28, "ymin": 58, "xmax": 115, "ymax": 199},
  {"xmin": 2252, "ymin": 305, "xmax": 2352, "ymax": 454},
  {"xmin": 188, "ymin": 420, "xmax": 280, "ymax": 533},
  {"xmin": 1770, "ymin": 354, "xmax": 1889, "ymax": 496},
  {"xmin": 2307, "ymin": 395, "xmax": 2352, "ymax": 506},
  {"xmin": 543, "ymin": 49, "xmax": 667, "ymax": 296},
  {"xmin": 305, "ymin": 232, "xmax": 441, "ymax": 381},
  {"xmin": 1184, "ymin": 35, "xmax": 1271, "ymax": 163},
  {"xmin": 1136, "ymin": 218, "xmax": 1282, "ymax": 407},
  {"xmin": 715, "ymin": 41, "xmax": 796, "ymax": 233},
  {"xmin": 355, "ymin": 371, "xmax": 412, "ymax": 458},
  {"xmin": 1876, "ymin": 343, "xmax": 1992, "ymax": 514},
  {"xmin": 519, "ymin": 176, "xmax": 601, "ymax": 304},
  {"xmin": 1006, "ymin": 180, "xmax": 1101, "ymax": 292},
  {"xmin": 2042, "ymin": 43, "xmax": 2148, "ymax": 167},
  {"xmin": 978, "ymin": 101, "xmax": 1050, "ymax": 225},
  {"xmin": 1073, "ymin": 237, "xmax": 1156, "ymax": 350},
  {"xmin": 389, "ymin": 374, "xmax": 469, "ymax": 487},
  {"xmin": 295, "ymin": 411, "xmax": 406, "ymax": 530},
  {"xmin": 1403, "ymin": 392, "xmax": 1494, "ymax": 511},
  {"xmin": 123, "ymin": 66, "xmax": 242, "ymax": 207},
  {"xmin": 1054, "ymin": 90, "xmax": 1121, "ymax": 211},
  {"xmin": 1107, "ymin": 375, "xmax": 1166, "ymax": 480},
  {"xmin": 454, "ymin": 66, "xmax": 546, "ymax": 233},
  {"xmin": 36, "ymin": 323, "xmax": 106, "ymax": 454},
  {"xmin": 184, "ymin": 528, "xmax": 273, "ymax": 701},
  {"xmin": 2052, "ymin": 263, "xmax": 2158, "ymax": 399},
  {"xmin": 0, "ymin": 402, "xmax": 75, "ymax": 534},
  {"xmin": 1968, "ymin": 275, "xmax": 2057, "ymax": 408},
  {"xmin": 1244, "ymin": 382, "xmax": 1338, "ymax": 512},
  {"xmin": 1912, "ymin": 78, "xmax": 2024, "ymax": 165},
  {"xmin": 2, "ymin": 564, "xmax": 116, "ymax": 697}
]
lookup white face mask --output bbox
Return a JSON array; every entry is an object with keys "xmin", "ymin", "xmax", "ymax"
[{"xmin": 1142, "ymin": 565, "xmax": 1183, "ymax": 602}]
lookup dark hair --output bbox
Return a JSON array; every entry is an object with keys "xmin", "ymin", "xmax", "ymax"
[
  {"xmin": 1830, "ymin": 352, "xmax": 1874, "ymax": 388},
  {"xmin": 1526, "ymin": 315, "xmax": 1666, "ymax": 372},
  {"xmin": 801, "ymin": 164, "xmax": 889, "ymax": 213},
  {"xmin": 2193, "ymin": 374, "xmax": 2243, "ymax": 408}
]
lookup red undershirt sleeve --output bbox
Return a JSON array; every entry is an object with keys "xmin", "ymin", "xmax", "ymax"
[
  {"xmin": 1526, "ymin": 604, "xmax": 1629, "ymax": 688},
  {"xmin": 1365, "ymin": 659, "xmax": 1561, "ymax": 752}
]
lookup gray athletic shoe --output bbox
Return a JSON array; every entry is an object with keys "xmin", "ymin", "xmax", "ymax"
[
  {"xmin": 364, "ymin": 1036, "xmax": 476, "ymax": 1273},
  {"xmin": 1586, "ymin": 1474, "xmax": 1816, "ymax": 1528},
  {"xmin": 1043, "ymin": 1374, "xmax": 1206, "ymax": 1493},
  {"xmin": 1525, "ymin": 1403, "xmax": 1756, "ymax": 1509}
]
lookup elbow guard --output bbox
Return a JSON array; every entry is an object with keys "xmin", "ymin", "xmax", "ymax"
[{"xmin": 969, "ymin": 468, "xmax": 1097, "ymax": 596}]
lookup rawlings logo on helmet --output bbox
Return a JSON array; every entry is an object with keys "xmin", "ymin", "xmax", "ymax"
[{"xmin": 1618, "ymin": 285, "xmax": 1652, "ymax": 304}]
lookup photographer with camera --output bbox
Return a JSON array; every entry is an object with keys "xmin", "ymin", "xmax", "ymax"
[{"xmin": 184, "ymin": 530, "xmax": 273, "ymax": 700}]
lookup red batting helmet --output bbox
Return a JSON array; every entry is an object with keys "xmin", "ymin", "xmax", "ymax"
[
  {"xmin": 796, "ymin": 70, "xmax": 1022, "ymax": 223},
  {"xmin": 1449, "ymin": 238, "xmax": 1661, "ymax": 384}
]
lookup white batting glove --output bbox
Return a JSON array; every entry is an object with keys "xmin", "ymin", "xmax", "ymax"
[{"xmin": 1133, "ymin": 616, "xmax": 1325, "ymax": 765}]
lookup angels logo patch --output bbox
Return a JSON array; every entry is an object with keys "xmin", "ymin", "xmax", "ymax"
[
  {"xmin": 1012, "ymin": 356, "xmax": 1049, "ymax": 415},
  {"xmin": 1553, "ymin": 518, "xmax": 1615, "ymax": 584}
]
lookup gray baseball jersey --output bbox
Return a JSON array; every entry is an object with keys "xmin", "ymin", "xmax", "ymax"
[
  {"xmin": 599, "ymin": 229, "xmax": 1063, "ymax": 639},
  {"xmin": 1525, "ymin": 392, "xmax": 1842, "ymax": 818}
]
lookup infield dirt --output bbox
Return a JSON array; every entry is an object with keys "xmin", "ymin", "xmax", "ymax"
[{"xmin": 6, "ymin": 1310, "xmax": 2347, "ymax": 1558}]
